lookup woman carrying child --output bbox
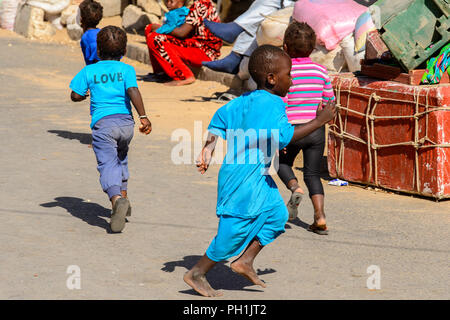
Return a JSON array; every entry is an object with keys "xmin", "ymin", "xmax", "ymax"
[{"xmin": 145, "ymin": 0, "xmax": 223, "ymax": 86}]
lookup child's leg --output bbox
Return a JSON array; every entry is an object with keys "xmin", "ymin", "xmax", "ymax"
[
  {"xmin": 278, "ymin": 141, "xmax": 304, "ymax": 219},
  {"xmin": 230, "ymin": 239, "xmax": 266, "ymax": 287},
  {"xmin": 302, "ymin": 126, "xmax": 326, "ymax": 228},
  {"xmin": 231, "ymin": 206, "xmax": 288, "ymax": 287},
  {"xmin": 278, "ymin": 142, "xmax": 303, "ymax": 193},
  {"xmin": 183, "ymin": 254, "xmax": 222, "ymax": 297},
  {"xmin": 91, "ymin": 127, "xmax": 125, "ymax": 203},
  {"xmin": 118, "ymin": 128, "xmax": 133, "ymax": 216}
]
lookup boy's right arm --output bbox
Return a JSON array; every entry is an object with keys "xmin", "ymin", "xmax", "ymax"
[
  {"xmin": 291, "ymin": 100, "xmax": 337, "ymax": 142},
  {"xmin": 196, "ymin": 133, "xmax": 219, "ymax": 174}
]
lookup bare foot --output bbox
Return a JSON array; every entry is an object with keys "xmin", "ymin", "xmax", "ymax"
[
  {"xmin": 164, "ymin": 77, "xmax": 196, "ymax": 86},
  {"xmin": 230, "ymin": 260, "xmax": 266, "ymax": 288},
  {"xmin": 293, "ymin": 187, "xmax": 304, "ymax": 194},
  {"xmin": 183, "ymin": 270, "xmax": 223, "ymax": 297}
]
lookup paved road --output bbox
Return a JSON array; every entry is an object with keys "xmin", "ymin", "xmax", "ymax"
[{"xmin": 0, "ymin": 34, "xmax": 449, "ymax": 300}]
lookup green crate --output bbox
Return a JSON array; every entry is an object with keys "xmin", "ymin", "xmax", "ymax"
[{"xmin": 373, "ymin": 0, "xmax": 450, "ymax": 71}]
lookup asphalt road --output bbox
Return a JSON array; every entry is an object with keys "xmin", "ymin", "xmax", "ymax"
[{"xmin": 0, "ymin": 34, "xmax": 449, "ymax": 300}]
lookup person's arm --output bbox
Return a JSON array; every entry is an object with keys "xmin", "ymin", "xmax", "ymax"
[
  {"xmin": 196, "ymin": 132, "xmax": 219, "ymax": 174},
  {"xmin": 291, "ymin": 100, "xmax": 337, "ymax": 142},
  {"xmin": 71, "ymin": 91, "xmax": 87, "ymax": 102},
  {"xmin": 127, "ymin": 87, "xmax": 152, "ymax": 135},
  {"xmin": 169, "ymin": 22, "xmax": 194, "ymax": 39}
]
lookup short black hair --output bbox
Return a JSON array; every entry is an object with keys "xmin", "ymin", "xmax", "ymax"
[
  {"xmin": 284, "ymin": 21, "xmax": 316, "ymax": 58},
  {"xmin": 97, "ymin": 26, "xmax": 127, "ymax": 60},
  {"xmin": 79, "ymin": 0, "xmax": 103, "ymax": 29},
  {"xmin": 248, "ymin": 45, "xmax": 291, "ymax": 87}
]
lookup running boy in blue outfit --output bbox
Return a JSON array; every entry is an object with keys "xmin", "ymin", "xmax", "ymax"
[
  {"xmin": 183, "ymin": 45, "xmax": 336, "ymax": 297},
  {"xmin": 79, "ymin": 0, "xmax": 103, "ymax": 65},
  {"xmin": 70, "ymin": 26, "xmax": 152, "ymax": 233}
]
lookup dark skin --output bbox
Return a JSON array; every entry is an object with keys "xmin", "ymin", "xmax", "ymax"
[
  {"xmin": 150, "ymin": 0, "xmax": 185, "ymax": 32},
  {"xmin": 283, "ymin": 42, "xmax": 330, "ymax": 229},
  {"xmin": 70, "ymin": 50, "xmax": 152, "ymax": 206},
  {"xmin": 185, "ymin": 54, "xmax": 336, "ymax": 297}
]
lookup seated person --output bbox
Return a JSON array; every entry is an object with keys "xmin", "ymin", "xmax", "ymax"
[
  {"xmin": 148, "ymin": 0, "xmax": 190, "ymax": 35},
  {"xmin": 202, "ymin": 0, "xmax": 295, "ymax": 74},
  {"xmin": 144, "ymin": 0, "xmax": 222, "ymax": 86}
]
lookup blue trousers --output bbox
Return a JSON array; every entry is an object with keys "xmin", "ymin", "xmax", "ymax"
[
  {"xmin": 206, "ymin": 205, "xmax": 288, "ymax": 262},
  {"xmin": 91, "ymin": 114, "xmax": 134, "ymax": 199}
]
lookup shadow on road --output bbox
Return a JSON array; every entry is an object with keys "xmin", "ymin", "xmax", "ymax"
[
  {"xmin": 48, "ymin": 130, "xmax": 92, "ymax": 145},
  {"xmin": 40, "ymin": 197, "xmax": 113, "ymax": 233},
  {"xmin": 162, "ymin": 255, "xmax": 276, "ymax": 296},
  {"xmin": 286, "ymin": 217, "xmax": 310, "ymax": 231}
]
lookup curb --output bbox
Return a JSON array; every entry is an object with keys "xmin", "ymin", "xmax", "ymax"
[{"xmin": 126, "ymin": 40, "xmax": 251, "ymax": 91}]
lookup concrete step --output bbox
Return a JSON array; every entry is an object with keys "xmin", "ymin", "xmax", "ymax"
[{"xmin": 126, "ymin": 39, "xmax": 251, "ymax": 91}]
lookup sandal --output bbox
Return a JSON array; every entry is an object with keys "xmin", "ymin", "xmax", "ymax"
[
  {"xmin": 308, "ymin": 223, "xmax": 329, "ymax": 235},
  {"xmin": 110, "ymin": 198, "xmax": 130, "ymax": 233},
  {"xmin": 287, "ymin": 192, "xmax": 303, "ymax": 221}
]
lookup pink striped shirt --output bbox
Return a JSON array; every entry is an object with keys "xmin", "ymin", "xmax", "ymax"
[{"xmin": 284, "ymin": 57, "xmax": 335, "ymax": 124}]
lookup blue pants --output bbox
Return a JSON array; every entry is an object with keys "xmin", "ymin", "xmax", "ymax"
[
  {"xmin": 91, "ymin": 114, "xmax": 134, "ymax": 199},
  {"xmin": 206, "ymin": 205, "xmax": 288, "ymax": 262}
]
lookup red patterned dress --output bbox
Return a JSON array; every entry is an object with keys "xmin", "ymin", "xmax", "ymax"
[{"xmin": 145, "ymin": 0, "xmax": 223, "ymax": 80}]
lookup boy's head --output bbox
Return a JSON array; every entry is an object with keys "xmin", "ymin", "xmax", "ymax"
[
  {"xmin": 248, "ymin": 45, "xmax": 292, "ymax": 97},
  {"xmin": 97, "ymin": 26, "xmax": 127, "ymax": 61},
  {"xmin": 283, "ymin": 21, "xmax": 316, "ymax": 58},
  {"xmin": 165, "ymin": 0, "xmax": 186, "ymax": 10},
  {"xmin": 79, "ymin": 0, "xmax": 103, "ymax": 30}
]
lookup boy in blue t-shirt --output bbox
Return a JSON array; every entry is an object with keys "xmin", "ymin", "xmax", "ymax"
[
  {"xmin": 183, "ymin": 45, "xmax": 336, "ymax": 297},
  {"xmin": 70, "ymin": 26, "xmax": 152, "ymax": 233},
  {"xmin": 79, "ymin": 0, "xmax": 103, "ymax": 65}
]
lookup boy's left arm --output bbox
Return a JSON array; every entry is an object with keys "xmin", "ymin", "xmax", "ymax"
[
  {"xmin": 71, "ymin": 91, "xmax": 87, "ymax": 102},
  {"xmin": 127, "ymin": 87, "xmax": 152, "ymax": 135}
]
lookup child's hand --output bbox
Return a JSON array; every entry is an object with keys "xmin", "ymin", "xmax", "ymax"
[
  {"xmin": 196, "ymin": 147, "xmax": 213, "ymax": 174},
  {"xmin": 316, "ymin": 100, "xmax": 337, "ymax": 125},
  {"xmin": 139, "ymin": 117, "xmax": 152, "ymax": 135}
]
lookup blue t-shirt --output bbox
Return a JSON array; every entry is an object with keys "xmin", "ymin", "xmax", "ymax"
[
  {"xmin": 208, "ymin": 90, "xmax": 295, "ymax": 218},
  {"xmin": 69, "ymin": 60, "xmax": 138, "ymax": 128},
  {"xmin": 156, "ymin": 6, "xmax": 190, "ymax": 34},
  {"xmin": 80, "ymin": 28, "xmax": 100, "ymax": 65}
]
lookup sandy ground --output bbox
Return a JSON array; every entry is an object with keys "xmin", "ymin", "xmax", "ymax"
[{"xmin": 0, "ymin": 28, "xmax": 449, "ymax": 301}]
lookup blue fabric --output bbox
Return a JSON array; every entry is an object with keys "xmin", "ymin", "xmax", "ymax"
[
  {"xmin": 156, "ymin": 6, "xmax": 190, "ymax": 34},
  {"xmin": 80, "ymin": 28, "xmax": 100, "ymax": 65},
  {"xmin": 91, "ymin": 114, "xmax": 134, "ymax": 199},
  {"xmin": 70, "ymin": 60, "xmax": 138, "ymax": 128},
  {"xmin": 208, "ymin": 90, "xmax": 294, "ymax": 218},
  {"xmin": 206, "ymin": 204, "xmax": 288, "ymax": 262}
]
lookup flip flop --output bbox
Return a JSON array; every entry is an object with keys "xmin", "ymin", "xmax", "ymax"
[
  {"xmin": 308, "ymin": 223, "xmax": 329, "ymax": 235},
  {"xmin": 110, "ymin": 198, "xmax": 130, "ymax": 233},
  {"xmin": 287, "ymin": 192, "xmax": 303, "ymax": 221}
]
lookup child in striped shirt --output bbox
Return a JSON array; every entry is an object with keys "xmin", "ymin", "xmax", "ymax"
[{"xmin": 278, "ymin": 21, "xmax": 335, "ymax": 235}]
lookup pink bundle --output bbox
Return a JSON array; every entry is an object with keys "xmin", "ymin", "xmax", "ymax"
[{"xmin": 293, "ymin": 0, "xmax": 367, "ymax": 50}]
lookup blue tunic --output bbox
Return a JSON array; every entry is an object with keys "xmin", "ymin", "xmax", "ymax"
[{"xmin": 208, "ymin": 90, "xmax": 294, "ymax": 219}]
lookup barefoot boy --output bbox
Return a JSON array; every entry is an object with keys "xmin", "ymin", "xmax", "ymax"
[
  {"xmin": 69, "ymin": 26, "xmax": 152, "ymax": 233},
  {"xmin": 184, "ymin": 45, "xmax": 336, "ymax": 297}
]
